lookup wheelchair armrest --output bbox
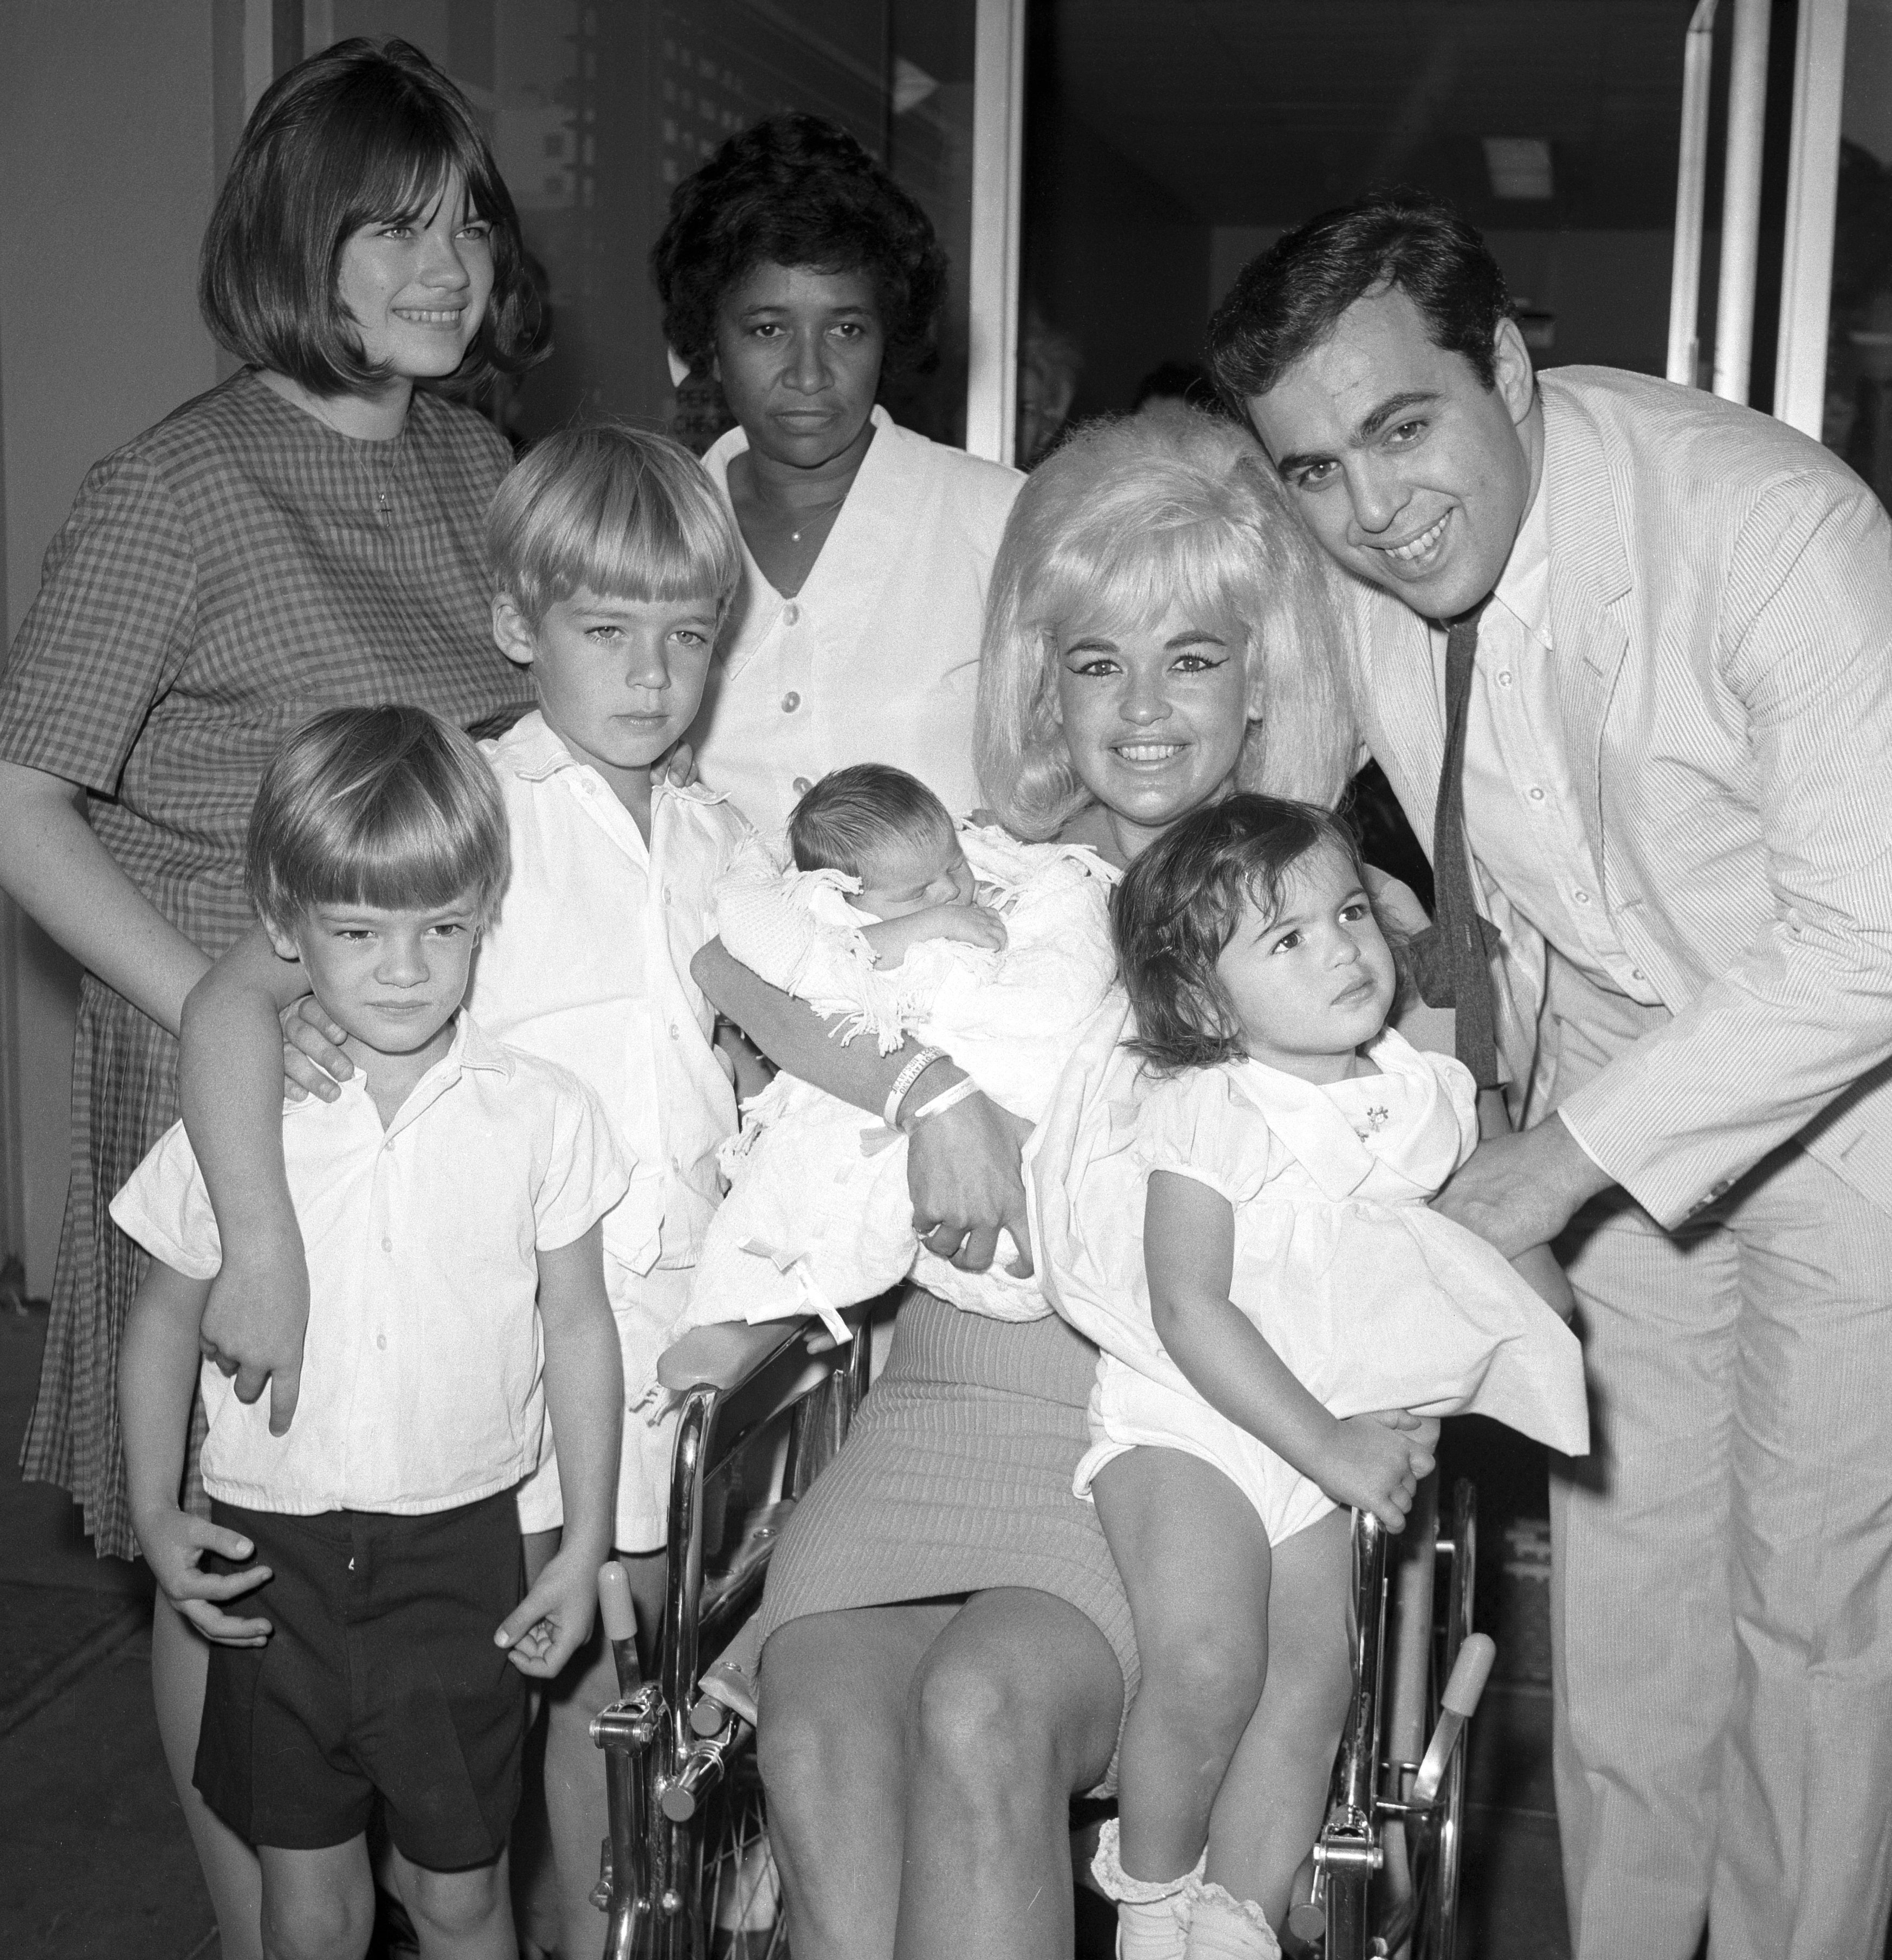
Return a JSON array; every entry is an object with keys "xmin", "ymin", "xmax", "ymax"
[{"xmin": 656, "ymin": 1319, "xmax": 815, "ymax": 1394}]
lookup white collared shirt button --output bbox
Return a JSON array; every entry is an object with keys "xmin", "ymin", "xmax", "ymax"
[
  {"xmin": 783, "ymin": 602, "xmax": 800, "ymax": 625},
  {"xmin": 1497, "ymin": 669, "xmax": 1514, "ymax": 687},
  {"xmin": 669, "ymin": 1022, "xmax": 680, "ymax": 1040},
  {"xmin": 377, "ymin": 1334, "xmax": 387, "ymax": 1351},
  {"xmin": 1632, "ymin": 966, "xmax": 1646, "ymax": 981},
  {"xmin": 793, "ymin": 775, "xmax": 812, "ymax": 794},
  {"xmin": 1528, "ymin": 786, "xmax": 1546, "ymax": 803},
  {"xmin": 381, "ymin": 1236, "xmax": 392, "ymax": 1252},
  {"xmin": 782, "ymin": 691, "xmax": 800, "ymax": 713},
  {"xmin": 1573, "ymin": 889, "xmax": 1592, "ymax": 906}
]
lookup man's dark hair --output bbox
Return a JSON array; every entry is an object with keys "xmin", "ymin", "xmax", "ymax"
[
  {"xmin": 199, "ymin": 37, "xmax": 544, "ymax": 396},
  {"xmin": 651, "ymin": 113, "xmax": 948, "ymax": 378},
  {"xmin": 1205, "ymin": 190, "xmax": 1515, "ymax": 405}
]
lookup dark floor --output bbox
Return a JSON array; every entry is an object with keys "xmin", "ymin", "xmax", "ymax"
[{"xmin": 3, "ymin": 1305, "xmax": 1568, "ymax": 1959}]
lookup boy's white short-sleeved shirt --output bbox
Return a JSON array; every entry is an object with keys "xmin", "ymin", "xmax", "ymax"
[
  {"xmin": 472, "ymin": 711, "xmax": 750, "ymax": 1278},
  {"xmin": 110, "ymin": 1013, "xmax": 627, "ymax": 1516}
]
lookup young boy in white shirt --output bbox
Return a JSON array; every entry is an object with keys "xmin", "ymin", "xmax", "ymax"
[
  {"xmin": 180, "ymin": 426, "xmax": 754, "ymax": 1956},
  {"xmin": 118, "ymin": 705, "xmax": 627, "ymax": 1960}
]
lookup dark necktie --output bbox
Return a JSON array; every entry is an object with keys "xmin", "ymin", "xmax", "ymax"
[{"xmin": 1425, "ymin": 600, "xmax": 1502, "ymax": 1089}]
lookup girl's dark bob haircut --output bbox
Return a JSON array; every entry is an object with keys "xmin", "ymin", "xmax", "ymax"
[
  {"xmin": 1114, "ymin": 793, "xmax": 1370, "ymax": 1074},
  {"xmin": 200, "ymin": 37, "xmax": 544, "ymax": 397},
  {"xmin": 651, "ymin": 112, "xmax": 947, "ymax": 378}
]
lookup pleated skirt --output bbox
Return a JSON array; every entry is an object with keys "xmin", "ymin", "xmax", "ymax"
[
  {"xmin": 757, "ymin": 1290, "xmax": 1139, "ymax": 1699},
  {"xmin": 18, "ymin": 978, "xmax": 201, "ymax": 1561}
]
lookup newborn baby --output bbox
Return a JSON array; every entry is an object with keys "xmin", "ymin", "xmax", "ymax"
[{"xmin": 674, "ymin": 764, "xmax": 1116, "ymax": 1341}]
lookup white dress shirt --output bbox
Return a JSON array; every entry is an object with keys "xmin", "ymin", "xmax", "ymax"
[
  {"xmin": 1431, "ymin": 478, "xmax": 1673, "ymax": 1146},
  {"xmin": 691, "ymin": 407, "xmax": 1023, "ymax": 834},
  {"xmin": 111, "ymin": 1014, "xmax": 627, "ymax": 1516},
  {"xmin": 471, "ymin": 711, "xmax": 748, "ymax": 1278}
]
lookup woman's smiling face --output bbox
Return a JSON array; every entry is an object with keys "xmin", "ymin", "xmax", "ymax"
[{"xmin": 1054, "ymin": 604, "xmax": 1252, "ymax": 855}]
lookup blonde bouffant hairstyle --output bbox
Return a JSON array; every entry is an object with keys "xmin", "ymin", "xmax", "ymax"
[{"xmin": 973, "ymin": 408, "xmax": 1355, "ymax": 841}]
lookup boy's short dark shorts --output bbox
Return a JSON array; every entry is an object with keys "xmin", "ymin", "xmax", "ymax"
[{"xmin": 194, "ymin": 1488, "xmax": 527, "ymax": 1869}]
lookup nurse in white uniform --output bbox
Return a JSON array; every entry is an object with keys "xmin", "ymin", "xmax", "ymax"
[{"xmin": 652, "ymin": 111, "xmax": 1023, "ymax": 834}]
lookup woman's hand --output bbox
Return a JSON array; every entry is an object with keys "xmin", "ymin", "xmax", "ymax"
[
  {"xmin": 1312, "ymin": 1410, "xmax": 1437, "ymax": 1532},
  {"xmin": 907, "ymin": 1092, "xmax": 1035, "ymax": 1275},
  {"xmin": 280, "ymin": 994, "xmax": 353, "ymax": 1102},
  {"xmin": 133, "ymin": 1504, "xmax": 274, "ymax": 1646}
]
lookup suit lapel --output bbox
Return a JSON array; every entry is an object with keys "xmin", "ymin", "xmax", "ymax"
[{"xmin": 1542, "ymin": 378, "xmax": 1633, "ymax": 854}]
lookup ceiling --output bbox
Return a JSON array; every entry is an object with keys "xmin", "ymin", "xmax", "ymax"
[{"xmin": 1041, "ymin": 0, "xmax": 1701, "ymax": 230}]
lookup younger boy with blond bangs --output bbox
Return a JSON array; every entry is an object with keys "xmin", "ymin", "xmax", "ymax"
[
  {"xmin": 120, "ymin": 706, "xmax": 627, "ymax": 1960},
  {"xmin": 179, "ymin": 423, "xmax": 752, "ymax": 1957}
]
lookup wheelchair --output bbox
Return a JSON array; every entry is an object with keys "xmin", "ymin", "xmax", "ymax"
[
  {"xmin": 589, "ymin": 1310, "xmax": 874, "ymax": 1958},
  {"xmin": 585, "ymin": 1305, "xmax": 1493, "ymax": 1960}
]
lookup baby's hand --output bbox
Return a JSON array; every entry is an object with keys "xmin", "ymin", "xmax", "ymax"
[
  {"xmin": 495, "ymin": 1545, "xmax": 599, "ymax": 1678},
  {"xmin": 1313, "ymin": 1412, "xmax": 1435, "ymax": 1532},
  {"xmin": 134, "ymin": 1505, "xmax": 273, "ymax": 1647},
  {"xmin": 862, "ymin": 903, "xmax": 1007, "ymax": 968}
]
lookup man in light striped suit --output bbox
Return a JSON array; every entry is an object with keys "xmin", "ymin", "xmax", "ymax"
[{"xmin": 1210, "ymin": 193, "xmax": 1892, "ymax": 1960}]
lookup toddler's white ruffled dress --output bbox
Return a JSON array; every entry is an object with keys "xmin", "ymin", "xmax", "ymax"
[{"xmin": 1029, "ymin": 1000, "xmax": 1590, "ymax": 1542}]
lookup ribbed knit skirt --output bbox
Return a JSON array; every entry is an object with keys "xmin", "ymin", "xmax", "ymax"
[{"xmin": 757, "ymin": 1290, "xmax": 1139, "ymax": 1700}]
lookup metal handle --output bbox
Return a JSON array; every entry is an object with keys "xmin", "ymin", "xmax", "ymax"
[{"xmin": 1412, "ymin": 1633, "xmax": 1496, "ymax": 1807}]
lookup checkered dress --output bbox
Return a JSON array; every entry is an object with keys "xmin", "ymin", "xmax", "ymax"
[{"xmin": 2, "ymin": 370, "xmax": 531, "ymax": 1558}]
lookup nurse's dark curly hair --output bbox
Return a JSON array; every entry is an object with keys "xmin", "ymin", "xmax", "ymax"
[{"xmin": 651, "ymin": 113, "xmax": 947, "ymax": 377}]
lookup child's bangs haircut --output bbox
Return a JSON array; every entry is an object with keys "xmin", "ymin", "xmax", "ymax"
[
  {"xmin": 788, "ymin": 764, "xmax": 955, "ymax": 880},
  {"xmin": 974, "ymin": 411, "xmax": 1355, "ymax": 842},
  {"xmin": 201, "ymin": 38, "xmax": 543, "ymax": 398},
  {"xmin": 486, "ymin": 423, "xmax": 740, "ymax": 626},
  {"xmin": 1114, "ymin": 793, "xmax": 1364, "ymax": 1073},
  {"xmin": 247, "ymin": 706, "xmax": 509, "ymax": 933}
]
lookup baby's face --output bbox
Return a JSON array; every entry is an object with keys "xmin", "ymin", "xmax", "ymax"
[{"xmin": 851, "ymin": 829, "xmax": 978, "ymax": 919}]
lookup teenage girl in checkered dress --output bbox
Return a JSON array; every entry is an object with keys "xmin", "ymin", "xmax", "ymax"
[{"xmin": 0, "ymin": 40, "xmax": 539, "ymax": 1958}]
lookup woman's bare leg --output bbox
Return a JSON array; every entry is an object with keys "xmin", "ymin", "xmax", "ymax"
[
  {"xmin": 1205, "ymin": 1508, "xmax": 1354, "ymax": 1922},
  {"xmin": 1093, "ymin": 1450, "xmax": 1271, "ymax": 1882},
  {"xmin": 896, "ymin": 1588, "xmax": 1126, "ymax": 1960},
  {"xmin": 759, "ymin": 1603, "xmax": 958, "ymax": 1960},
  {"xmin": 152, "ymin": 1594, "xmax": 264, "ymax": 1960}
]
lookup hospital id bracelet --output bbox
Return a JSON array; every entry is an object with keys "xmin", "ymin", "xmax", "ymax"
[
  {"xmin": 900, "ymin": 1075, "xmax": 981, "ymax": 1132},
  {"xmin": 883, "ymin": 1046, "xmax": 950, "ymax": 1130}
]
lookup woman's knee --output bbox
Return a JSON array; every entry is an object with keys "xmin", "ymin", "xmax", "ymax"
[{"xmin": 757, "ymin": 1629, "xmax": 889, "ymax": 1826}]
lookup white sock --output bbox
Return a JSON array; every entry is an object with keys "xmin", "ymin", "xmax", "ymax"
[
  {"xmin": 1183, "ymin": 1878, "xmax": 1283, "ymax": 1960},
  {"xmin": 1092, "ymin": 1819, "xmax": 1196, "ymax": 1960}
]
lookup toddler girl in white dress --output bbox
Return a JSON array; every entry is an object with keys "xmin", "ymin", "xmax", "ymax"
[{"xmin": 1029, "ymin": 792, "xmax": 1586, "ymax": 1960}]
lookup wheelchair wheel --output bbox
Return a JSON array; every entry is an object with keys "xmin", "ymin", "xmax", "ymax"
[
  {"xmin": 700, "ymin": 1756, "xmax": 788, "ymax": 1959},
  {"xmin": 1405, "ymin": 1477, "xmax": 1477, "ymax": 1960}
]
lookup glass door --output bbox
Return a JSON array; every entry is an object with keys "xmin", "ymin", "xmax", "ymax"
[{"xmin": 1773, "ymin": 0, "xmax": 1892, "ymax": 501}]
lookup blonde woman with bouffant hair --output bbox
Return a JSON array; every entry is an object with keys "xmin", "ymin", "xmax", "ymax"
[{"xmin": 975, "ymin": 408, "xmax": 1356, "ymax": 843}]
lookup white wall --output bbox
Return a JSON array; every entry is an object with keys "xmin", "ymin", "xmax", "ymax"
[
  {"xmin": 1210, "ymin": 224, "xmax": 1677, "ymax": 378},
  {"xmin": 0, "ymin": 1, "xmax": 225, "ymax": 1293}
]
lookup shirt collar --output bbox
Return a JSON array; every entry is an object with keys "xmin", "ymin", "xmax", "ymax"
[
  {"xmin": 281, "ymin": 1009, "xmax": 511, "ymax": 1125},
  {"xmin": 491, "ymin": 708, "xmax": 730, "ymax": 809},
  {"xmin": 1490, "ymin": 472, "xmax": 1552, "ymax": 647}
]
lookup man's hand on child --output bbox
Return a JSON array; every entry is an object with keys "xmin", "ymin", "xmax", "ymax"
[
  {"xmin": 495, "ymin": 1547, "xmax": 599, "ymax": 1677},
  {"xmin": 1512, "ymin": 1242, "xmax": 1577, "ymax": 1321},
  {"xmin": 136, "ymin": 1506, "xmax": 273, "ymax": 1646},
  {"xmin": 198, "ymin": 1216, "xmax": 311, "ymax": 1436},
  {"xmin": 1315, "ymin": 1411, "xmax": 1438, "ymax": 1532},
  {"xmin": 280, "ymin": 995, "xmax": 353, "ymax": 1104}
]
